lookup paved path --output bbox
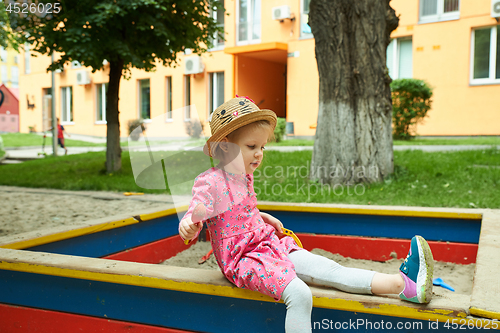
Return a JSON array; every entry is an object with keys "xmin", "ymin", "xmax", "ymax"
[
  {"xmin": 266, "ymin": 145, "xmax": 500, "ymax": 152},
  {"xmin": 2, "ymin": 143, "xmax": 499, "ymax": 164}
]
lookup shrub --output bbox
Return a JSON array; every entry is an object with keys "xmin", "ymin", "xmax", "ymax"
[
  {"xmin": 128, "ymin": 119, "xmax": 146, "ymax": 141},
  {"xmin": 274, "ymin": 117, "xmax": 287, "ymax": 143},
  {"xmin": 185, "ymin": 120, "xmax": 205, "ymax": 139},
  {"xmin": 391, "ymin": 79, "xmax": 433, "ymax": 140}
]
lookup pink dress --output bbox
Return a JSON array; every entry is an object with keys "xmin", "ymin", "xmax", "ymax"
[{"xmin": 180, "ymin": 167, "xmax": 301, "ymax": 301}]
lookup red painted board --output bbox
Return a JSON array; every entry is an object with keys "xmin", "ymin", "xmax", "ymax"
[
  {"xmin": 103, "ymin": 233, "xmax": 476, "ymax": 266},
  {"xmin": 0, "ymin": 303, "xmax": 194, "ymax": 333},
  {"xmin": 103, "ymin": 235, "xmax": 197, "ymax": 264},
  {"xmin": 296, "ymin": 234, "xmax": 477, "ymax": 264}
]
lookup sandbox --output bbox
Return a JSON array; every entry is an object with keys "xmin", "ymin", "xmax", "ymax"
[{"xmin": 0, "ymin": 203, "xmax": 499, "ymax": 332}]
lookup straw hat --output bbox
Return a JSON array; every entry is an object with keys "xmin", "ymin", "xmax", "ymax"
[{"xmin": 204, "ymin": 97, "xmax": 277, "ymax": 157}]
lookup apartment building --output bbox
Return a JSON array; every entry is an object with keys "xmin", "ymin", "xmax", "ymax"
[{"xmin": 18, "ymin": 0, "xmax": 500, "ymax": 138}]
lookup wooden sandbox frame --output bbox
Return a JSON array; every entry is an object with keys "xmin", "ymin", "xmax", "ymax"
[{"xmin": 0, "ymin": 202, "xmax": 499, "ymax": 332}]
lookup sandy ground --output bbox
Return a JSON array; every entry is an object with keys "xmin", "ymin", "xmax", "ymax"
[
  {"xmin": 162, "ymin": 241, "xmax": 475, "ymax": 296},
  {"xmin": 0, "ymin": 186, "xmax": 475, "ymax": 297},
  {"xmin": 0, "ymin": 186, "xmax": 172, "ymax": 237}
]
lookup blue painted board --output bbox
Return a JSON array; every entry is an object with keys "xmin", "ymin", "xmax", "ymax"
[
  {"xmin": 25, "ymin": 210, "xmax": 480, "ymax": 259},
  {"xmin": 261, "ymin": 210, "xmax": 481, "ymax": 244},
  {"xmin": 0, "ymin": 269, "xmax": 485, "ymax": 332},
  {"xmin": 27, "ymin": 214, "xmax": 180, "ymax": 258}
]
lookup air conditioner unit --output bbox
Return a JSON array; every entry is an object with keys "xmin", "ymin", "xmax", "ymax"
[
  {"xmin": 272, "ymin": 5, "xmax": 291, "ymax": 21},
  {"xmin": 492, "ymin": 0, "xmax": 500, "ymax": 18},
  {"xmin": 184, "ymin": 56, "xmax": 204, "ymax": 74},
  {"xmin": 76, "ymin": 70, "xmax": 91, "ymax": 85},
  {"xmin": 71, "ymin": 60, "xmax": 82, "ymax": 69}
]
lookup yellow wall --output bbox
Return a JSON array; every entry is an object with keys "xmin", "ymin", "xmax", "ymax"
[
  {"xmin": 0, "ymin": 47, "xmax": 20, "ymax": 89},
  {"xmin": 19, "ymin": 0, "xmax": 500, "ymax": 138}
]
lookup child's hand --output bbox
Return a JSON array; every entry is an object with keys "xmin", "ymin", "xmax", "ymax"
[
  {"xmin": 260, "ymin": 212, "xmax": 284, "ymax": 237},
  {"xmin": 179, "ymin": 216, "xmax": 202, "ymax": 242}
]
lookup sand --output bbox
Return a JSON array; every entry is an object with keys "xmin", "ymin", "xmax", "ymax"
[
  {"xmin": 0, "ymin": 185, "xmax": 475, "ymax": 296},
  {"xmin": 0, "ymin": 186, "xmax": 171, "ymax": 237},
  {"xmin": 162, "ymin": 241, "xmax": 476, "ymax": 296}
]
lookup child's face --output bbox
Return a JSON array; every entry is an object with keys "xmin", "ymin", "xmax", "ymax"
[{"xmin": 227, "ymin": 125, "xmax": 270, "ymax": 174}]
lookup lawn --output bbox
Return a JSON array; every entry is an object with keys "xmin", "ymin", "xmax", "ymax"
[
  {"xmin": 0, "ymin": 148, "xmax": 498, "ymax": 209},
  {"xmin": 0, "ymin": 133, "xmax": 105, "ymax": 147},
  {"xmin": 255, "ymin": 149, "xmax": 500, "ymax": 208}
]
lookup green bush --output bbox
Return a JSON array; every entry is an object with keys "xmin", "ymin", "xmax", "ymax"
[
  {"xmin": 128, "ymin": 119, "xmax": 146, "ymax": 141},
  {"xmin": 185, "ymin": 120, "xmax": 205, "ymax": 139},
  {"xmin": 391, "ymin": 79, "xmax": 433, "ymax": 140},
  {"xmin": 274, "ymin": 117, "xmax": 287, "ymax": 143}
]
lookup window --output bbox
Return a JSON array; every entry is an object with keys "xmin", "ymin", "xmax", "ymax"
[
  {"xmin": 301, "ymin": 0, "xmax": 312, "ymax": 38},
  {"xmin": 386, "ymin": 38, "xmax": 413, "ymax": 79},
  {"xmin": 471, "ymin": 26, "xmax": 500, "ymax": 85},
  {"xmin": 42, "ymin": 88, "xmax": 52, "ymax": 131},
  {"xmin": 138, "ymin": 79, "xmax": 150, "ymax": 120},
  {"xmin": 237, "ymin": 0, "xmax": 261, "ymax": 44},
  {"xmin": 166, "ymin": 76, "xmax": 173, "ymax": 121},
  {"xmin": 184, "ymin": 76, "xmax": 191, "ymax": 120},
  {"xmin": 61, "ymin": 86, "xmax": 73, "ymax": 123},
  {"xmin": 11, "ymin": 66, "xmax": 18, "ymax": 88},
  {"xmin": 24, "ymin": 43, "xmax": 31, "ymax": 74},
  {"xmin": 209, "ymin": 72, "xmax": 224, "ymax": 115},
  {"xmin": 1, "ymin": 65, "xmax": 7, "ymax": 83},
  {"xmin": 419, "ymin": 0, "xmax": 459, "ymax": 24},
  {"xmin": 96, "ymin": 83, "xmax": 108, "ymax": 123},
  {"xmin": 0, "ymin": 47, "xmax": 6, "ymax": 62},
  {"xmin": 211, "ymin": 0, "xmax": 225, "ymax": 49}
]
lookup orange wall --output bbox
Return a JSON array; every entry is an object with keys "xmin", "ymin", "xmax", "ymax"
[{"xmin": 236, "ymin": 55, "xmax": 286, "ymax": 117}]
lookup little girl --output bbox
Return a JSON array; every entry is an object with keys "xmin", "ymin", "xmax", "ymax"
[{"xmin": 179, "ymin": 97, "xmax": 434, "ymax": 333}]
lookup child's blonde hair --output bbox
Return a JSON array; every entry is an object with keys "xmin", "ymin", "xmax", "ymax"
[{"xmin": 212, "ymin": 120, "xmax": 274, "ymax": 161}]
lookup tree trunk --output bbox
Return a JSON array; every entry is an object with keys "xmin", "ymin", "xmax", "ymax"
[
  {"xmin": 309, "ymin": 0, "xmax": 399, "ymax": 185},
  {"xmin": 106, "ymin": 58, "xmax": 124, "ymax": 173}
]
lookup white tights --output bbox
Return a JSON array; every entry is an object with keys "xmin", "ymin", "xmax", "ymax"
[{"xmin": 281, "ymin": 250, "xmax": 376, "ymax": 333}]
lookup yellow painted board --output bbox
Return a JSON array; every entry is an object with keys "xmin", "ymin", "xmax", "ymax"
[
  {"xmin": 1, "ymin": 207, "xmax": 185, "ymax": 250},
  {"xmin": 0, "ymin": 217, "xmax": 139, "ymax": 250},
  {"xmin": 1, "ymin": 260, "xmax": 494, "ymax": 327},
  {"xmin": 257, "ymin": 204, "xmax": 482, "ymax": 220},
  {"xmin": 470, "ymin": 307, "xmax": 500, "ymax": 321}
]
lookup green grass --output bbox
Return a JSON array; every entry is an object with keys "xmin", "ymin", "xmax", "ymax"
[
  {"xmin": 0, "ymin": 148, "xmax": 498, "ymax": 208},
  {"xmin": 0, "ymin": 150, "xmax": 5, "ymax": 159},
  {"xmin": 254, "ymin": 149, "xmax": 500, "ymax": 208},
  {"xmin": 1, "ymin": 133, "xmax": 208, "ymax": 149},
  {"xmin": 0, "ymin": 133, "xmax": 105, "ymax": 147},
  {"xmin": 269, "ymin": 139, "xmax": 315, "ymax": 146},
  {"xmin": 0, "ymin": 151, "xmax": 168, "ymax": 194}
]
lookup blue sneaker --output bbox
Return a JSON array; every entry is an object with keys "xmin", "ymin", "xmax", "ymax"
[{"xmin": 399, "ymin": 235, "xmax": 434, "ymax": 304}]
